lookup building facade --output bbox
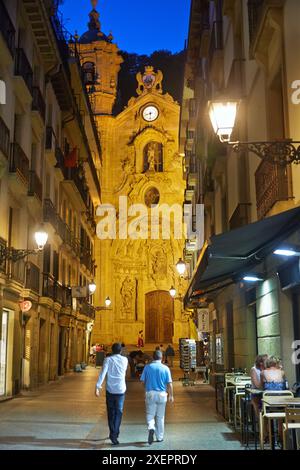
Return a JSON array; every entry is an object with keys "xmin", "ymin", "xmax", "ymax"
[
  {"xmin": 182, "ymin": 0, "xmax": 300, "ymax": 384},
  {"xmin": 76, "ymin": 3, "xmax": 189, "ymax": 345},
  {"xmin": 0, "ymin": 0, "xmax": 101, "ymax": 398}
]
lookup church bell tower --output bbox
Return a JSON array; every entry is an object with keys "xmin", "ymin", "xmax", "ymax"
[{"xmin": 78, "ymin": 0, "xmax": 123, "ymax": 115}]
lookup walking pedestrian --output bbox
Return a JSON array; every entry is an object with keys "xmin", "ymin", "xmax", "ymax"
[
  {"xmin": 140, "ymin": 349, "xmax": 174, "ymax": 444},
  {"xmin": 95, "ymin": 343, "xmax": 128, "ymax": 445},
  {"xmin": 165, "ymin": 344, "xmax": 175, "ymax": 367}
]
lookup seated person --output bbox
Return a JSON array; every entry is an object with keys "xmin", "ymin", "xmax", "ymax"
[{"xmin": 261, "ymin": 356, "xmax": 286, "ymax": 390}]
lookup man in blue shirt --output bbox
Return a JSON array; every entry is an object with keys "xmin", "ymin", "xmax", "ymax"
[{"xmin": 140, "ymin": 350, "xmax": 174, "ymax": 444}]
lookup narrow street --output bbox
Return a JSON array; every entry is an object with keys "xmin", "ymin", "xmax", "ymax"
[{"xmin": 0, "ymin": 366, "xmax": 243, "ymax": 451}]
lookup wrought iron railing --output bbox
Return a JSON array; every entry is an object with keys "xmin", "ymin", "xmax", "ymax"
[
  {"xmin": 14, "ymin": 48, "xmax": 33, "ymax": 95},
  {"xmin": 28, "ymin": 170, "xmax": 43, "ymax": 201},
  {"xmin": 25, "ymin": 261, "xmax": 40, "ymax": 293},
  {"xmin": 10, "ymin": 142, "xmax": 30, "ymax": 185},
  {"xmin": 0, "ymin": 0, "xmax": 15, "ymax": 57},
  {"xmin": 80, "ymin": 301, "xmax": 95, "ymax": 319},
  {"xmin": 0, "ymin": 115, "xmax": 10, "ymax": 160},
  {"xmin": 248, "ymin": 0, "xmax": 264, "ymax": 46},
  {"xmin": 42, "ymin": 272, "xmax": 56, "ymax": 299},
  {"xmin": 45, "ymin": 126, "xmax": 55, "ymax": 150},
  {"xmin": 209, "ymin": 20, "xmax": 223, "ymax": 63},
  {"xmin": 0, "ymin": 237, "xmax": 7, "ymax": 274},
  {"xmin": 255, "ymin": 159, "xmax": 290, "ymax": 219},
  {"xmin": 32, "ymin": 86, "xmax": 46, "ymax": 122}
]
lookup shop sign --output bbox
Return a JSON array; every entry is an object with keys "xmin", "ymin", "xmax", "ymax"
[
  {"xmin": 197, "ymin": 308, "xmax": 210, "ymax": 332},
  {"xmin": 19, "ymin": 300, "xmax": 32, "ymax": 313},
  {"xmin": 0, "ymin": 80, "xmax": 6, "ymax": 105},
  {"xmin": 71, "ymin": 286, "xmax": 88, "ymax": 298}
]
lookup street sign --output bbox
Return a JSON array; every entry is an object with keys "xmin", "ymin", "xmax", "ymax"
[
  {"xmin": 71, "ymin": 286, "xmax": 88, "ymax": 298},
  {"xmin": 19, "ymin": 300, "xmax": 32, "ymax": 313},
  {"xmin": 197, "ymin": 308, "xmax": 210, "ymax": 332}
]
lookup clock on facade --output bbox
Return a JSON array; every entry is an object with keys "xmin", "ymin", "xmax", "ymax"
[{"xmin": 142, "ymin": 105, "xmax": 159, "ymax": 122}]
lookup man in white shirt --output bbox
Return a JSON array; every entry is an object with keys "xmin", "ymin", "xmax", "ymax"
[{"xmin": 95, "ymin": 343, "xmax": 128, "ymax": 445}]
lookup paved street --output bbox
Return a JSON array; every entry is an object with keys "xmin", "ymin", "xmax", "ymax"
[{"xmin": 0, "ymin": 366, "xmax": 243, "ymax": 450}]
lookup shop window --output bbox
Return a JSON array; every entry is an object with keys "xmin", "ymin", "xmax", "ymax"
[{"xmin": 0, "ymin": 310, "xmax": 9, "ymax": 396}]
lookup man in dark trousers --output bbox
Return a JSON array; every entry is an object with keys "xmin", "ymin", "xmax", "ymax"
[{"xmin": 95, "ymin": 343, "xmax": 128, "ymax": 445}]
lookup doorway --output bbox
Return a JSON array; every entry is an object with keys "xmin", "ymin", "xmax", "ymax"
[{"xmin": 145, "ymin": 291, "xmax": 174, "ymax": 343}]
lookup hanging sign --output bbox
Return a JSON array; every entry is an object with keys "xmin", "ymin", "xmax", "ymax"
[
  {"xmin": 197, "ymin": 308, "xmax": 210, "ymax": 332},
  {"xmin": 71, "ymin": 286, "xmax": 88, "ymax": 298},
  {"xmin": 19, "ymin": 300, "xmax": 32, "ymax": 313}
]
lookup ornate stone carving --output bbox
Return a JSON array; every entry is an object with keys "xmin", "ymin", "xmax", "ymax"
[
  {"xmin": 151, "ymin": 249, "xmax": 167, "ymax": 280},
  {"xmin": 120, "ymin": 276, "xmax": 136, "ymax": 320},
  {"xmin": 136, "ymin": 66, "xmax": 163, "ymax": 95}
]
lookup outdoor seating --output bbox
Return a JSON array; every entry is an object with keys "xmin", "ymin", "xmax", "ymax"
[{"xmin": 282, "ymin": 407, "xmax": 300, "ymax": 450}]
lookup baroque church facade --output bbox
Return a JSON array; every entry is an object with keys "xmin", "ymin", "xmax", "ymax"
[{"xmin": 78, "ymin": 2, "xmax": 189, "ymax": 345}]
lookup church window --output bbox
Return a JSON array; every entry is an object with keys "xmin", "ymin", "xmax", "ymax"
[
  {"xmin": 143, "ymin": 142, "xmax": 163, "ymax": 173},
  {"xmin": 82, "ymin": 62, "xmax": 96, "ymax": 85}
]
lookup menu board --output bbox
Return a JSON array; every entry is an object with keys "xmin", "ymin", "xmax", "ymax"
[{"xmin": 216, "ymin": 333, "xmax": 224, "ymax": 365}]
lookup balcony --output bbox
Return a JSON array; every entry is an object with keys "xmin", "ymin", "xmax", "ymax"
[
  {"xmin": 28, "ymin": 170, "xmax": 42, "ymax": 202},
  {"xmin": 248, "ymin": 0, "xmax": 284, "ymax": 59},
  {"xmin": 43, "ymin": 199, "xmax": 81, "ymax": 257},
  {"xmin": 0, "ymin": 115, "xmax": 10, "ymax": 160},
  {"xmin": 45, "ymin": 126, "xmax": 55, "ymax": 151},
  {"xmin": 255, "ymin": 160, "xmax": 291, "ymax": 219},
  {"xmin": 32, "ymin": 86, "xmax": 46, "ymax": 133},
  {"xmin": 80, "ymin": 248, "xmax": 94, "ymax": 273},
  {"xmin": 229, "ymin": 203, "xmax": 252, "ymax": 230},
  {"xmin": 10, "ymin": 258, "xmax": 26, "ymax": 285},
  {"xmin": 42, "ymin": 273, "xmax": 56, "ymax": 300},
  {"xmin": 80, "ymin": 301, "xmax": 95, "ymax": 320},
  {"xmin": 0, "ymin": 237, "xmax": 7, "ymax": 274},
  {"xmin": 14, "ymin": 48, "xmax": 33, "ymax": 103},
  {"xmin": 187, "ymin": 157, "xmax": 198, "ymax": 188},
  {"xmin": 0, "ymin": 0, "xmax": 15, "ymax": 63},
  {"xmin": 25, "ymin": 262, "xmax": 40, "ymax": 294},
  {"xmin": 9, "ymin": 142, "xmax": 30, "ymax": 193}
]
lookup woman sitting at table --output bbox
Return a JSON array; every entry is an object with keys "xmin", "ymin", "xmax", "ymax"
[
  {"xmin": 261, "ymin": 356, "xmax": 286, "ymax": 390},
  {"xmin": 250, "ymin": 354, "xmax": 267, "ymax": 417}
]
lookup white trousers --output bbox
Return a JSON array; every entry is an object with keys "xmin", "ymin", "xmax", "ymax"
[{"xmin": 145, "ymin": 391, "xmax": 167, "ymax": 441}]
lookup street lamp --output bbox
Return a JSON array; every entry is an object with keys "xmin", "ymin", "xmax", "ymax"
[
  {"xmin": 208, "ymin": 100, "xmax": 238, "ymax": 143},
  {"xmin": 169, "ymin": 286, "xmax": 176, "ymax": 298},
  {"xmin": 176, "ymin": 258, "xmax": 186, "ymax": 276},
  {"xmin": 0, "ymin": 228, "xmax": 48, "ymax": 263},
  {"xmin": 208, "ymin": 99, "xmax": 300, "ymax": 165},
  {"xmin": 88, "ymin": 281, "xmax": 97, "ymax": 295},
  {"xmin": 95, "ymin": 296, "xmax": 112, "ymax": 311}
]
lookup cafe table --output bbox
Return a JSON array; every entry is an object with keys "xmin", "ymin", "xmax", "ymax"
[{"xmin": 261, "ymin": 396, "xmax": 300, "ymax": 449}]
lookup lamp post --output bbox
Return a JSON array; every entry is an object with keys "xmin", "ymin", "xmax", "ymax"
[
  {"xmin": 95, "ymin": 297, "xmax": 112, "ymax": 311},
  {"xmin": 208, "ymin": 100, "xmax": 300, "ymax": 165},
  {"xmin": 0, "ymin": 228, "xmax": 48, "ymax": 263}
]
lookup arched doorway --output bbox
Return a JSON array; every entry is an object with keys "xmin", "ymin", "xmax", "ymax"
[{"xmin": 145, "ymin": 291, "xmax": 174, "ymax": 343}]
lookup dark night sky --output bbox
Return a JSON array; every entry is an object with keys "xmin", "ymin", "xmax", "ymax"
[{"xmin": 60, "ymin": 0, "xmax": 191, "ymax": 55}]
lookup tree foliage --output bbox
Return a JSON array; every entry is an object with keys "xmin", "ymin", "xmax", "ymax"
[{"xmin": 113, "ymin": 49, "xmax": 186, "ymax": 115}]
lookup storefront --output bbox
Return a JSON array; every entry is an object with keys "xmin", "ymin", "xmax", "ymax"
[
  {"xmin": 0, "ymin": 308, "xmax": 13, "ymax": 398},
  {"xmin": 184, "ymin": 206, "xmax": 300, "ymax": 385}
]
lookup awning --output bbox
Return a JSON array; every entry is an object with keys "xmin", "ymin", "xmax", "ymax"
[{"xmin": 185, "ymin": 206, "xmax": 300, "ymax": 306}]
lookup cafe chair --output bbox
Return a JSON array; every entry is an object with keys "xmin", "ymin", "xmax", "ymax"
[
  {"xmin": 282, "ymin": 407, "xmax": 300, "ymax": 450},
  {"xmin": 259, "ymin": 390, "xmax": 294, "ymax": 450}
]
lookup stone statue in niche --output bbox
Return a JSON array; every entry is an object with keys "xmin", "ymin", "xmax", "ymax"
[
  {"xmin": 151, "ymin": 250, "xmax": 167, "ymax": 280},
  {"xmin": 120, "ymin": 276, "xmax": 135, "ymax": 319},
  {"xmin": 147, "ymin": 143, "xmax": 156, "ymax": 172}
]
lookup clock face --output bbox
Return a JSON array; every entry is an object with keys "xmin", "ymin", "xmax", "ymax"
[{"xmin": 142, "ymin": 105, "xmax": 159, "ymax": 122}]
